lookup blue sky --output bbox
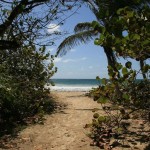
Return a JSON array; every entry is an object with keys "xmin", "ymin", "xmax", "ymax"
[{"xmin": 46, "ymin": 4, "xmax": 147, "ymax": 79}]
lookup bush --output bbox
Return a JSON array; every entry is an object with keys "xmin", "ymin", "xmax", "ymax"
[
  {"xmin": 87, "ymin": 65, "xmax": 150, "ymax": 149},
  {"xmin": 0, "ymin": 45, "xmax": 56, "ymax": 131}
]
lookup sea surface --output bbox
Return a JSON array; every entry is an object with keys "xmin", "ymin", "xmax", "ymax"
[
  {"xmin": 46, "ymin": 79, "xmax": 100, "ymax": 91},
  {"xmin": 45, "ymin": 79, "xmax": 144, "ymax": 91}
]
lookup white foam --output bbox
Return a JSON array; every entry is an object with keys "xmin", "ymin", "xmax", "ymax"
[{"xmin": 45, "ymin": 85, "xmax": 97, "ymax": 91}]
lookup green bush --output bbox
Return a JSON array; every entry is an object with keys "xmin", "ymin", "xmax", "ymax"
[
  {"xmin": 0, "ymin": 45, "xmax": 56, "ymax": 127},
  {"xmin": 88, "ymin": 65, "xmax": 150, "ymax": 149}
]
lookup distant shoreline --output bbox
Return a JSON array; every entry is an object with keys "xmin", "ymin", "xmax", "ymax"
[
  {"xmin": 48, "ymin": 79, "xmax": 99, "ymax": 91},
  {"xmin": 45, "ymin": 85, "xmax": 98, "ymax": 92}
]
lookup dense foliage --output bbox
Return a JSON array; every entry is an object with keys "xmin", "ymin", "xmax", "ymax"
[
  {"xmin": 0, "ymin": 44, "xmax": 56, "ymax": 122},
  {"xmin": 84, "ymin": 0, "xmax": 150, "ymax": 149},
  {"xmin": 0, "ymin": 0, "xmax": 79, "ymax": 135}
]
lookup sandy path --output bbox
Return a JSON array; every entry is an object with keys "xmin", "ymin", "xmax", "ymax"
[{"xmin": 8, "ymin": 92, "xmax": 100, "ymax": 150}]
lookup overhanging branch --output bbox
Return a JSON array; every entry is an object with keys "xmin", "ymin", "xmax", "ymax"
[{"xmin": 0, "ymin": 40, "xmax": 20, "ymax": 50}]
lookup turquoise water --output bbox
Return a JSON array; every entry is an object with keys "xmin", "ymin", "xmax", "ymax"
[
  {"xmin": 47, "ymin": 79, "xmax": 144, "ymax": 91},
  {"xmin": 51, "ymin": 79, "xmax": 99, "ymax": 87}
]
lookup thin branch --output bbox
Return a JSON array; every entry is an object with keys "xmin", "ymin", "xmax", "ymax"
[{"xmin": 0, "ymin": 0, "xmax": 13, "ymax": 4}]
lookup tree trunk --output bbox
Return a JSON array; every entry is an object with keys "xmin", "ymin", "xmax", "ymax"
[
  {"xmin": 103, "ymin": 46, "xmax": 120, "ymax": 78},
  {"xmin": 140, "ymin": 60, "xmax": 146, "ymax": 79}
]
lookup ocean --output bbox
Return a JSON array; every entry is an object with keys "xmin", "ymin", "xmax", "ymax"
[
  {"xmin": 45, "ymin": 79, "xmax": 144, "ymax": 91},
  {"xmin": 46, "ymin": 79, "xmax": 100, "ymax": 91}
]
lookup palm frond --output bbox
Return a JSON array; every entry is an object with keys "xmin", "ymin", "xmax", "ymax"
[
  {"xmin": 84, "ymin": 0, "xmax": 99, "ymax": 16},
  {"xmin": 74, "ymin": 22, "xmax": 92, "ymax": 33},
  {"xmin": 56, "ymin": 30, "xmax": 97, "ymax": 56},
  {"xmin": 83, "ymin": 1, "xmax": 104, "ymax": 25}
]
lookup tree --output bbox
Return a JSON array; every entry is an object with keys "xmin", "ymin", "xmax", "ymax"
[
  {"xmin": 56, "ymin": 0, "xmax": 150, "ymax": 77},
  {"xmin": 86, "ymin": 3, "xmax": 150, "ymax": 149},
  {"xmin": 93, "ymin": 3, "xmax": 150, "ymax": 78},
  {"xmin": 0, "ymin": 0, "xmax": 80, "ymax": 49},
  {"xmin": 0, "ymin": 44, "xmax": 56, "ymax": 122},
  {"xmin": 0, "ymin": 0, "xmax": 80, "ymax": 127},
  {"xmin": 56, "ymin": 3, "xmax": 118, "ymax": 75}
]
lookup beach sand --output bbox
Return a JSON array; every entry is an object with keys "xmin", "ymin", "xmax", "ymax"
[
  {"xmin": 2, "ymin": 91, "xmax": 149, "ymax": 150},
  {"xmin": 5, "ymin": 92, "xmax": 100, "ymax": 150}
]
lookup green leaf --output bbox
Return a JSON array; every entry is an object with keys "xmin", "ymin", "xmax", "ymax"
[
  {"xmin": 94, "ymin": 39, "xmax": 100, "ymax": 45},
  {"xmin": 97, "ymin": 97, "xmax": 108, "ymax": 104},
  {"xmin": 98, "ymin": 116, "xmax": 106, "ymax": 122},
  {"xmin": 125, "ymin": 61, "xmax": 132, "ymax": 69},
  {"xmin": 122, "ymin": 67, "xmax": 128, "ymax": 75},
  {"xmin": 117, "ymin": 8, "xmax": 124, "ymax": 15},
  {"xmin": 127, "ymin": 11, "xmax": 134, "ymax": 18},
  {"xmin": 93, "ymin": 113, "xmax": 99, "ymax": 119},
  {"xmin": 91, "ymin": 21, "xmax": 99, "ymax": 28},
  {"xmin": 94, "ymin": 34, "xmax": 105, "ymax": 45},
  {"xmin": 142, "ymin": 40, "xmax": 150, "ymax": 46},
  {"xmin": 123, "ymin": 94, "xmax": 129, "ymax": 100},
  {"xmin": 115, "ymin": 63, "xmax": 122, "ymax": 70},
  {"xmin": 96, "ymin": 76, "xmax": 100, "ymax": 80},
  {"xmin": 101, "ymin": 27, "xmax": 106, "ymax": 34},
  {"xmin": 142, "ymin": 64, "xmax": 149, "ymax": 73},
  {"xmin": 101, "ymin": 78, "xmax": 107, "ymax": 85},
  {"xmin": 133, "ymin": 34, "xmax": 140, "ymax": 40}
]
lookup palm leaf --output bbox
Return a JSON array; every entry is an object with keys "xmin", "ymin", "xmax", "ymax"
[
  {"xmin": 83, "ymin": 0, "xmax": 104, "ymax": 25},
  {"xmin": 56, "ymin": 30, "xmax": 97, "ymax": 56},
  {"xmin": 84, "ymin": 0, "xmax": 99, "ymax": 16},
  {"xmin": 74, "ymin": 22, "xmax": 93, "ymax": 33}
]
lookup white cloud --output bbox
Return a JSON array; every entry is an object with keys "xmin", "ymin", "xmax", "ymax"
[
  {"xmin": 47, "ymin": 23, "xmax": 60, "ymax": 33},
  {"xmin": 89, "ymin": 66, "xmax": 93, "ymax": 69},
  {"xmin": 54, "ymin": 58, "xmax": 75, "ymax": 63},
  {"xmin": 63, "ymin": 59, "xmax": 75, "ymax": 63},
  {"xmin": 54, "ymin": 57, "xmax": 87, "ymax": 64},
  {"xmin": 70, "ymin": 49, "xmax": 76, "ymax": 52},
  {"xmin": 81, "ymin": 57, "xmax": 87, "ymax": 60},
  {"xmin": 63, "ymin": 57, "xmax": 87, "ymax": 63},
  {"xmin": 80, "ymin": 67, "xmax": 84, "ymax": 71},
  {"xmin": 54, "ymin": 57, "xmax": 62, "ymax": 63}
]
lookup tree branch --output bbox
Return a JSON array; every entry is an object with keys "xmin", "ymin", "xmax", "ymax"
[
  {"xmin": 0, "ymin": 40, "xmax": 20, "ymax": 49},
  {"xmin": 0, "ymin": 0, "xmax": 49, "ymax": 36}
]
